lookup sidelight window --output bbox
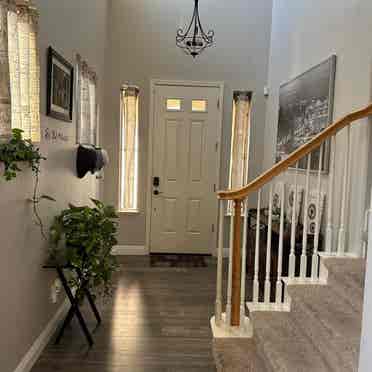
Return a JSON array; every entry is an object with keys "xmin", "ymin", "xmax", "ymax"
[{"xmin": 119, "ymin": 85, "xmax": 140, "ymax": 212}]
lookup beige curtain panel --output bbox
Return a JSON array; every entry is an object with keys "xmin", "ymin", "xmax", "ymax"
[
  {"xmin": 228, "ymin": 91, "xmax": 252, "ymax": 214},
  {"xmin": 0, "ymin": 0, "xmax": 40, "ymax": 142},
  {"xmin": 76, "ymin": 54, "xmax": 98, "ymax": 145},
  {"xmin": 119, "ymin": 85, "xmax": 139, "ymax": 212}
]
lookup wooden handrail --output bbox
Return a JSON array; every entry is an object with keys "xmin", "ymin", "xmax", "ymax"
[{"xmin": 218, "ymin": 102, "xmax": 372, "ymax": 200}]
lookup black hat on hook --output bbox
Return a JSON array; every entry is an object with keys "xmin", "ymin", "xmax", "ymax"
[{"xmin": 76, "ymin": 145, "xmax": 109, "ymax": 179}]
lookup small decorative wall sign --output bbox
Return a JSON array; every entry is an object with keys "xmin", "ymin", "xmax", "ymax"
[
  {"xmin": 43, "ymin": 128, "xmax": 69, "ymax": 142},
  {"xmin": 47, "ymin": 47, "xmax": 74, "ymax": 122}
]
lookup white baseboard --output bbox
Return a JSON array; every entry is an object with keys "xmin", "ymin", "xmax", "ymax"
[
  {"xmin": 14, "ymin": 299, "xmax": 69, "ymax": 372},
  {"xmin": 112, "ymin": 245, "xmax": 148, "ymax": 256}
]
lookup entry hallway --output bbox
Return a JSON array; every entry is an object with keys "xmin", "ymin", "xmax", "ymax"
[{"xmin": 31, "ymin": 256, "xmax": 218, "ymax": 372}]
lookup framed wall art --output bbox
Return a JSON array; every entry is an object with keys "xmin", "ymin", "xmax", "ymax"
[
  {"xmin": 276, "ymin": 55, "xmax": 337, "ymax": 172},
  {"xmin": 47, "ymin": 47, "xmax": 74, "ymax": 122}
]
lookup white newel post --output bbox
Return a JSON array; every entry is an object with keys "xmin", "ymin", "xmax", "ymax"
[
  {"xmin": 312, "ymin": 144, "xmax": 324, "ymax": 278},
  {"xmin": 276, "ymin": 182, "xmax": 285, "ymax": 303},
  {"xmin": 325, "ymin": 135, "xmax": 336, "ymax": 253},
  {"xmin": 338, "ymin": 127, "xmax": 350, "ymax": 255},
  {"xmin": 289, "ymin": 163, "xmax": 299, "ymax": 278},
  {"xmin": 265, "ymin": 185, "xmax": 273, "ymax": 304},
  {"xmin": 215, "ymin": 199, "xmax": 225, "ymax": 326},
  {"xmin": 253, "ymin": 190, "xmax": 261, "ymax": 302},
  {"xmin": 301, "ymin": 154, "xmax": 312, "ymax": 278}
]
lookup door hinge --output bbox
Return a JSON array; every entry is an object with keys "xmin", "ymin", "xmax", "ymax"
[
  {"xmin": 212, "ymin": 224, "xmax": 215, "ymax": 233},
  {"xmin": 213, "ymin": 184, "xmax": 216, "ymax": 192},
  {"xmin": 217, "ymin": 97, "xmax": 220, "ymax": 109},
  {"xmin": 215, "ymin": 142, "xmax": 219, "ymax": 152}
]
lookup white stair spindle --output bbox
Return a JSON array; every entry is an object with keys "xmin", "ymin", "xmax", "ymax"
[
  {"xmin": 312, "ymin": 144, "xmax": 324, "ymax": 279},
  {"xmin": 215, "ymin": 200, "xmax": 224, "ymax": 326},
  {"xmin": 240, "ymin": 198, "xmax": 249, "ymax": 324},
  {"xmin": 325, "ymin": 135, "xmax": 336, "ymax": 253},
  {"xmin": 338, "ymin": 127, "xmax": 350, "ymax": 255},
  {"xmin": 301, "ymin": 154, "xmax": 312, "ymax": 278},
  {"xmin": 265, "ymin": 185, "xmax": 273, "ymax": 304},
  {"xmin": 276, "ymin": 182, "xmax": 285, "ymax": 303},
  {"xmin": 289, "ymin": 162, "xmax": 299, "ymax": 279},
  {"xmin": 253, "ymin": 189, "xmax": 261, "ymax": 303},
  {"xmin": 226, "ymin": 206, "xmax": 234, "ymax": 323}
]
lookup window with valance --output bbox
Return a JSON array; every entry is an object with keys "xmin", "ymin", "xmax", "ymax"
[
  {"xmin": 76, "ymin": 54, "xmax": 98, "ymax": 145},
  {"xmin": 0, "ymin": 0, "xmax": 40, "ymax": 142}
]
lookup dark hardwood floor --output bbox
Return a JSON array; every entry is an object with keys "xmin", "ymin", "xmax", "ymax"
[{"xmin": 31, "ymin": 256, "xmax": 218, "ymax": 372}]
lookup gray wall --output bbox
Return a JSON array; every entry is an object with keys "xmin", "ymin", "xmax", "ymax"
[
  {"xmin": 0, "ymin": 1, "xmax": 108, "ymax": 371},
  {"xmin": 264, "ymin": 0, "xmax": 372, "ymax": 254},
  {"xmin": 103, "ymin": 0, "xmax": 273, "ymax": 246}
]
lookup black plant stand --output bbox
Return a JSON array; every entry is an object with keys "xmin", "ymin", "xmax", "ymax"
[{"xmin": 43, "ymin": 263, "xmax": 102, "ymax": 347}]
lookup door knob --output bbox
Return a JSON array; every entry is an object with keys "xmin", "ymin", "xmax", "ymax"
[{"xmin": 153, "ymin": 190, "xmax": 163, "ymax": 196}]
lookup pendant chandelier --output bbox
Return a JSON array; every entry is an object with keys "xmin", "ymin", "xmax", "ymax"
[{"xmin": 176, "ymin": 0, "xmax": 215, "ymax": 58}]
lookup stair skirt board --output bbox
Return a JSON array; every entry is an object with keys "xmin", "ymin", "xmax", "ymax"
[
  {"xmin": 211, "ymin": 313, "xmax": 253, "ymax": 338},
  {"xmin": 111, "ymin": 245, "xmax": 148, "ymax": 256},
  {"xmin": 14, "ymin": 299, "xmax": 69, "ymax": 372}
]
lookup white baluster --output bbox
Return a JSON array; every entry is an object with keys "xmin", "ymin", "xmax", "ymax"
[
  {"xmin": 289, "ymin": 162, "xmax": 299, "ymax": 279},
  {"xmin": 240, "ymin": 198, "xmax": 249, "ymax": 324},
  {"xmin": 325, "ymin": 135, "xmax": 336, "ymax": 253},
  {"xmin": 253, "ymin": 189, "xmax": 261, "ymax": 302},
  {"xmin": 301, "ymin": 154, "xmax": 312, "ymax": 278},
  {"xmin": 276, "ymin": 182, "xmax": 285, "ymax": 303},
  {"xmin": 226, "ymin": 206, "xmax": 234, "ymax": 323},
  {"xmin": 265, "ymin": 185, "xmax": 273, "ymax": 304},
  {"xmin": 312, "ymin": 144, "xmax": 324, "ymax": 279},
  {"xmin": 338, "ymin": 127, "xmax": 350, "ymax": 255},
  {"xmin": 215, "ymin": 199, "xmax": 224, "ymax": 326}
]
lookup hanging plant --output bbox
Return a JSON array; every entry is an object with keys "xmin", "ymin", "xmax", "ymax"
[
  {"xmin": 49, "ymin": 199, "xmax": 119, "ymax": 298},
  {"xmin": 0, "ymin": 128, "xmax": 55, "ymax": 239}
]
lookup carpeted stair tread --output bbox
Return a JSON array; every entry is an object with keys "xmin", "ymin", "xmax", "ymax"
[
  {"xmin": 322, "ymin": 257, "xmax": 365, "ymax": 307},
  {"xmin": 213, "ymin": 339, "xmax": 268, "ymax": 372},
  {"xmin": 288, "ymin": 283, "xmax": 362, "ymax": 340},
  {"xmin": 287, "ymin": 284, "xmax": 362, "ymax": 371},
  {"xmin": 251, "ymin": 311, "xmax": 333, "ymax": 372}
]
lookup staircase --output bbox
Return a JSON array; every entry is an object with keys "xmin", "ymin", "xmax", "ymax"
[
  {"xmin": 210, "ymin": 103, "xmax": 372, "ymax": 371},
  {"xmin": 213, "ymin": 256, "xmax": 365, "ymax": 371}
]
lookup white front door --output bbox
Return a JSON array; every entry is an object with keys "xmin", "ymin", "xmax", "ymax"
[{"xmin": 149, "ymin": 83, "xmax": 222, "ymax": 254}]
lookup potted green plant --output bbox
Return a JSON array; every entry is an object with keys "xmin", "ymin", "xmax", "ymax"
[
  {"xmin": 0, "ymin": 128, "xmax": 55, "ymax": 239},
  {"xmin": 49, "ymin": 199, "xmax": 119, "ymax": 298}
]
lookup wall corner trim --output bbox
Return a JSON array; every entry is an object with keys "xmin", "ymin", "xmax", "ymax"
[
  {"xmin": 112, "ymin": 245, "xmax": 148, "ymax": 256},
  {"xmin": 212, "ymin": 248, "xmax": 230, "ymax": 258},
  {"xmin": 14, "ymin": 299, "xmax": 69, "ymax": 372}
]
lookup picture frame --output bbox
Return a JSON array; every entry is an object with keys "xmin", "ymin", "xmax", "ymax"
[
  {"xmin": 276, "ymin": 55, "xmax": 337, "ymax": 172},
  {"xmin": 47, "ymin": 47, "xmax": 74, "ymax": 122}
]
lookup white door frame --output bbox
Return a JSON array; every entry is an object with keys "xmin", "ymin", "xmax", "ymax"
[{"xmin": 146, "ymin": 79, "xmax": 224, "ymax": 254}]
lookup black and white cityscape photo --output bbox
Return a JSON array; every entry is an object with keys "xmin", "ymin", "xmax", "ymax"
[{"xmin": 276, "ymin": 55, "xmax": 337, "ymax": 171}]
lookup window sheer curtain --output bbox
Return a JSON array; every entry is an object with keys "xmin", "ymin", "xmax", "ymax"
[
  {"xmin": 0, "ymin": 0, "xmax": 40, "ymax": 142},
  {"xmin": 76, "ymin": 54, "xmax": 98, "ymax": 145},
  {"xmin": 228, "ymin": 91, "xmax": 252, "ymax": 214},
  {"xmin": 119, "ymin": 86, "xmax": 139, "ymax": 212}
]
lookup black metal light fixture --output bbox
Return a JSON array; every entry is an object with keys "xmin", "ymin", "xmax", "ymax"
[{"xmin": 176, "ymin": 0, "xmax": 215, "ymax": 58}]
